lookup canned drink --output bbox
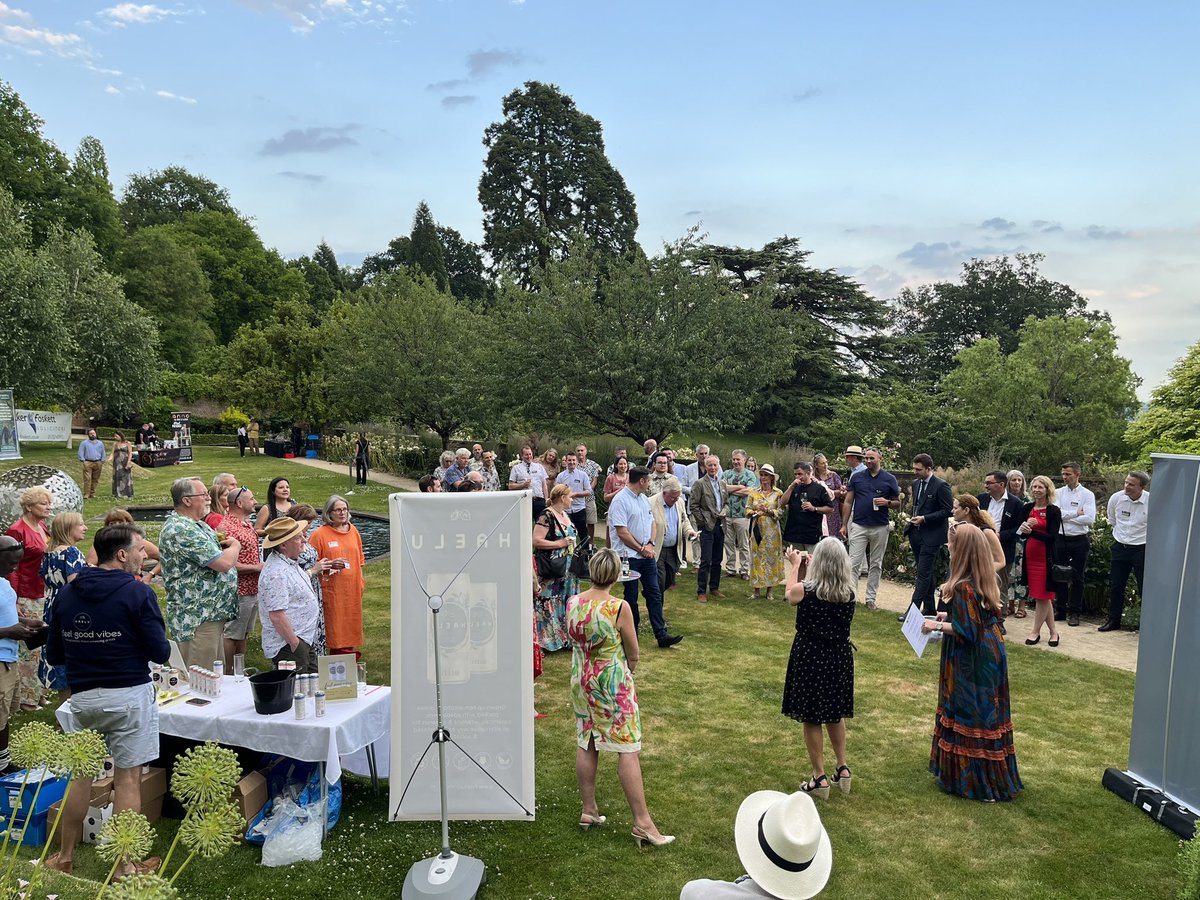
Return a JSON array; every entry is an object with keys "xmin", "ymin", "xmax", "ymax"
[
  {"xmin": 166, "ymin": 669, "xmax": 180, "ymax": 691},
  {"xmin": 213, "ymin": 660, "xmax": 224, "ymax": 679},
  {"xmin": 314, "ymin": 691, "xmax": 326, "ymax": 717},
  {"xmin": 305, "ymin": 674, "xmax": 316, "ymax": 697},
  {"xmin": 294, "ymin": 692, "xmax": 307, "ymax": 719}
]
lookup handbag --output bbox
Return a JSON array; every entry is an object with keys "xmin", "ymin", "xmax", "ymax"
[
  {"xmin": 569, "ymin": 535, "xmax": 594, "ymax": 579},
  {"xmin": 535, "ymin": 514, "xmax": 570, "ymax": 580},
  {"xmin": 1050, "ymin": 515, "xmax": 1072, "ymax": 584}
]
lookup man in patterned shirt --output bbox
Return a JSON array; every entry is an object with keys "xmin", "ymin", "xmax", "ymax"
[
  {"xmin": 220, "ymin": 485, "xmax": 263, "ymax": 670},
  {"xmin": 479, "ymin": 450, "xmax": 502, "ymax": 492},
  {"xmin": 576, "ymin": 443, "xmax": 601, "ymax": 543},
  {"xmin": 721, "ymin": 450, "xmax": 760, "ymax": 580},
  {"xmin": 159, "ymin": 476, "xmax": 240, "ymax": 669}
]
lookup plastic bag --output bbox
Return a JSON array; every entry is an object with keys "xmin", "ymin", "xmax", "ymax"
[
  {"xmin": 244, "ymin": 756, "xmax": 341, "ymax": 843},
  {"xmin": 257, "ymin": 797, "xmax": 324, "ymax": 867}
]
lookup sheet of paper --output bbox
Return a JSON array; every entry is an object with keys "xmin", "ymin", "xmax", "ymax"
[{"xmin": 901, "ymin": 603, "xmax": 933, "ymax": 658}]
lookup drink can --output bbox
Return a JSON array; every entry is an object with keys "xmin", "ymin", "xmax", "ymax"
[
  {"xmin": 314, "ymin": 691, "xmax": 326, "ymax": 717},
  {"xmin": 305, "ymin": 673, "xmax": 317, "ymax": 697},
  {"xmin": 213, "ymin": 660, "xmax": 224, "ymax": 678},
  {"xmin": 294, "ymin": 693, "xmax": 307, "ymax": 719}
]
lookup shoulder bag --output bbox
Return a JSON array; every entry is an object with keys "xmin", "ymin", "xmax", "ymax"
[{"xmin": 536, "ymin": 514, "xmax": 569, "ymax": 580}]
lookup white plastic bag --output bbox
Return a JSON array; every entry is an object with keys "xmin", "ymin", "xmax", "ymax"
[{"xmin": 258, "ymin": 798, "xmax": 324, "ymax": 867}]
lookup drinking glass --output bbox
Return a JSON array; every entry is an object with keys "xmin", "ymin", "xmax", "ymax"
[
  {"xmin": 233, "ymin": 653, "xmax": 246, "ymax": 683},
  {"xmin": 357, "ymin": 662, "xmax": 368, "ymax": 694}
]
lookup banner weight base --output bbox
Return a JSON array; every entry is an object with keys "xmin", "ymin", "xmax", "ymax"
[
  {"xmin": 402, "ymin": 852, "xmax": 486, "ymax": 899},
  {"xmin": 1103, "ymin": 767, "xmax": 1198, "ymax": 839}
]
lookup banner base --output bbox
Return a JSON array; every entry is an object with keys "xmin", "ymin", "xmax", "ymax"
[
  {"xmin": 1103, "ymin": 767, "xmax": 1198, "ymax": 839},
  {"xmin": 401, "ymin": 852, "xmax": 486, "ymax": 899}
]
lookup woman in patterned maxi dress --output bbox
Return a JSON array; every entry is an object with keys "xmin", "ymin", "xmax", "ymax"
[
  {"xmin": 567, "ymin": 548, "xmax": 672, "ymax": 845},
  {"xmin": 747, "ymin": 466, "xmax": 785, "ymax": 600},
  {"xmin": 923, "ymin": 525, "xmax": 1022, "ymax": 802}
]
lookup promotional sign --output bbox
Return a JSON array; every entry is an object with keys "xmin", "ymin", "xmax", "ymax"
[
  {"xmin": 170, "ymin": 412, "xmax": 193, "ymax": 463},
  {"xmin": 389, "ymin": 492, "xmax": 534, "ymax": 821},
  {"xmin": 0, "ymin": 391, "xmax": 19, "ymax": 461},
  {"xmin": 14, "ymin": 410, "xmax": 72, "ymax": 444},
  {"xmin": 318, "ymin": 653, "xmax": 358, "ymax": 701}
]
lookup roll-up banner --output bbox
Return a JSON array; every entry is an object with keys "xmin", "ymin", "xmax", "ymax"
[
  {"xmin": 0, "ymin": 391, "xmax": 19, "ymax": 460},
  {"xmin": 171, "ymin": 411, "xmax": 193, "ymax": 463},
  {"xmin": 15, "ymin": 410, "xmax": 72, "ymax": 444},
  {"xmin": 389, "ymin": 491, "xmax": 535, "ymax": 821}
]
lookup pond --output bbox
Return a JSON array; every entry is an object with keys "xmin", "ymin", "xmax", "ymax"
[{"xmin": 122, "ymin": 508, "xmax": 391, "ymax": 561}]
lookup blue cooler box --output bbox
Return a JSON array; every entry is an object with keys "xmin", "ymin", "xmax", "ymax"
[
  {"xmin": 4, "ymin": 811, "xmax": 49, "ymax": 847},
  {"xmin": 0, "ymin": 769, "xmax": 69, "ymax": 820}
]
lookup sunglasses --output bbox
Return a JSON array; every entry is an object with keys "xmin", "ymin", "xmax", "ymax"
[{"xmin": 231, "ymin": 485, "xmax": 250, "ymax": 503}]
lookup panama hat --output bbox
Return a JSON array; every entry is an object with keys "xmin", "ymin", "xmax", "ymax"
[
  {"xmin": 843, "ymin": 445, "xmax": 865, "ymax": 458},
  {"xmin": 262, "ymin": 516, "xmax": 305, "ymax": 549},
  {"xmin": 734, "ymin": 790, "xmax": 832, "ymax": 900},
  {"xmin": 758, "ymin": 463, "xmax": 777, "ymax": 479}
]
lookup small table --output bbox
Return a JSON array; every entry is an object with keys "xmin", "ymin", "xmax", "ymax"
[{"xmin": 617, "ymin": 570, "xmax": 642, "ymax": 583}]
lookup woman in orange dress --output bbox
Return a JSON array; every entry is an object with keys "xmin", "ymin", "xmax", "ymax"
[{"xmin": 307, "ymin": 495, "xmax": 366, "ymax": 659}]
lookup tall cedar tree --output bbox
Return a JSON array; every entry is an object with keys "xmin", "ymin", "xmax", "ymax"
[
  {"xmin": 479, "ymin": 81, "xmax": 637, "ymax": 285},
  {"xmin": 409, "ymin": 201, "xmax": 450, "ymax": 293}
]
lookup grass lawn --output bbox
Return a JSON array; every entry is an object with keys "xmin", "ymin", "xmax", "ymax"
[{"xmin": 0, "ymin": 446, "xmax": 1180, "ymax": 898}]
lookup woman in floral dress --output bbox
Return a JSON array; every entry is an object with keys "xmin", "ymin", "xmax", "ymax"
[
  {"xmin": 110, "ymin": 431, "xmax": 134, "ymax": 499},
  {"xmin": 747, "ymin": 464, "xmax": 785, "ymax": 600},
  {"xmin": 40, "ymin": 511, "xmax": 88, "ymax": 699},
  {"xmin": 1005, "ymin": 470, "xmax": 1032, "ymax": 618},
  {"xmin": 567, "ymin": 548, "xmax": 672, "ymax": 845},
  {"xmin": 813, "ymin": 454, "xmax": 843, "ymax": 539},
  {"xmin": 533, "ymin": 484, "xmax": 577, "ymax": 651}
]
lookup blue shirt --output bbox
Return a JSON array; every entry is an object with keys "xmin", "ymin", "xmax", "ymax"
[
  {"xmin": 78, "ymin": 438, "xmax": 105, "ymax": 461},
  {"xmin": 444, "ymin": 462, "xmax": 471, "ymax": 488},
  {"xmin": 555, "ymin": 467, "xmax": 592, "ymax": 513},
  {"xmin": 847, "ymin": 468, "xmax": 900, "ymax": 527},
  {"xmin": 0, "ymin": 578, "xmax": 18, "ymax": 663},
  {"xmin": 663, "ymin": 503, "xmax": 679, "ymax": 546},
  {"xmin": 607, "ymin": 487, "xmax": 653, "ymax": 558}
]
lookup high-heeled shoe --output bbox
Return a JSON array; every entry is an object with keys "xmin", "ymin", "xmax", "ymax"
[
  {"xmin": 579, "ymin": 813, "xmax": 607, "ymax": 831},
  {"xmin": 1048, "ymin": 635, "xmax": 1060, "ymax": 647},
  {"xmin": 631, "ymin": 826, "xmax": 675, "ymax": 848},
  {"xmin": 800, "ymin": 773, "xmax": 830, "ymax": 800},
  {"xmin": 833, "ymin": 765, "xmax": 852, "ymax": 796}
]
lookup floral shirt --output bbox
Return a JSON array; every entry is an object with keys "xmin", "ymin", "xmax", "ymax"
[
  {"xmin": 581, "ymin": 458, "xmax": 602, "ymax": 486},
  {"xmin": 41, "ymin": 546, "xmax": 87, "ymax": 610},
  {"xmin": 221, "ymin": 514, "xmax": 262, "ymax": 596},
  {"xmin": 257, "ymin": 551, "xmax": 319, "ymax": 659},
  {"xmin": 479, "ymin": 465, "xmax": 502, "ymax": 492},
  {"xmin": 720, "ymin": 468, "xmax": 760, "ymax": 519},
  {"xmin": 159, "ymin": 511, "xmax": 238, "ymax": 642}
]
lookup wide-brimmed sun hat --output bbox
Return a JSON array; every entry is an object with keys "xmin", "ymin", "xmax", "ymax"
[
  {"xmin": 843, "ymin": 445, "xmax": 865, "ymax": 458},
  {"xmin": 759, "ymin": 463, "xmax": 777, "ymax": 479},
  {"xmin": 262, "ymin": 516, "xmax": 305, "ymax": 549},
  {"xmin": 734, "ymin": 790, "xmax": 832, "ymax": 900}
]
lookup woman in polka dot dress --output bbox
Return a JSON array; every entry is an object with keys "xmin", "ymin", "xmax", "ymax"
[{"xmin": 782, "ymin": 539, "xmax": 857, "ymax": 800}]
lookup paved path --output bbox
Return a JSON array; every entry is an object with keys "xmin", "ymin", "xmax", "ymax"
[
  {"xmin": 865, "ymin": 578, "xmax": 1138, "ymax": 673},
  {"xmin": 287, "ymin": 455, "xmax": 1141, "ymax": 674}
]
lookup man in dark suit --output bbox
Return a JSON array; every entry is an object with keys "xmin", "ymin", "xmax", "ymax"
[
  {"xmin": 905, "ymin": 453, "xmax": 953, "ymax": 616},
  {"xmin": 687, "ymin": 455, "xmax": 729, "ymax": 604},
  {"xmin": 978, "ymin": 470, "xmax": 1025, "ymax": 603}
]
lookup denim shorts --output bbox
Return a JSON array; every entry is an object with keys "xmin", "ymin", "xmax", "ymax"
[{"xmin": 67, "ymin": 682, "xmax": 159, "ymax": 769}]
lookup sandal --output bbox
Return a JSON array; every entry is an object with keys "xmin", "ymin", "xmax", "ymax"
[
  {"xmin": 765, "ymin": 591, "xmax": 776, "ymax": 601},
  {"xmin": 800, "ymin": 773, "xmax": 830, "ymax": 800},
  {"xmin": 1014, "ymin": 603, "xmax": 1028, "ymax": 618},
  {"xmin": 833, "ymin": 765, "xmax": 852, "ymax": 795}
]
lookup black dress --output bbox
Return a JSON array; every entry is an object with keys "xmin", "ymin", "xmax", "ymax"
[{"xmin": 782, "ymin": 588, "xmax": 856, "ymax": 724}]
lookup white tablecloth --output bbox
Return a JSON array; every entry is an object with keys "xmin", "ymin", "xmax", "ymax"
[{"xmin": 57, "ymin": 678, "xmax": 390, "ymax": 785}]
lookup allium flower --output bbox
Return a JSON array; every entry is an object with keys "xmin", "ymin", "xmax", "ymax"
[
  {"xmin": 96, "ymin": 809, "xmax": 155, "ymax": 866},
  {"xmin": 178, "ymin": 802, "xmax": 243, "ymax": 859},
  {"xmin": 8, "ymin": 722, "xmax": 59, "ymax": 770},
  {"xmin": 170, "ymin": 743, "xmax": 241, "ymax": 809},
  {"xmin": 60, "ymin": 729, "xmax": 109, "ymax": 778},
  {"xmin": 105, "ymin": 873, "xmax": 181, "ymax": 900}
]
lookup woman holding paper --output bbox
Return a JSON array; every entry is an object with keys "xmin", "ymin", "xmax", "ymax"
[
  {"xmin": 781, "ymin": 540, "xmax": 857, "ymax": 800},
  {"xmin": 922, "ymin": 525, "xmax": 1021, "ymax": 802}
]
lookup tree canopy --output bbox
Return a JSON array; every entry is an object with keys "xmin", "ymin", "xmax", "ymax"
[
  {"xmin": 1125, "ymin": 341, "xmax": 1200, "ymax": 464},
  {"xmin": 480, "ymin": 81, "xmax": 638, "ymax": 285},
  {"xmin": 120, "ymin": 165, "xmax": 237, "ymax": 231}
]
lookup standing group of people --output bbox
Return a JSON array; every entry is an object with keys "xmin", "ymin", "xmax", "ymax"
[{"xmin": 76, "ymin": 428, "xmax": 135, "ymax": 500}]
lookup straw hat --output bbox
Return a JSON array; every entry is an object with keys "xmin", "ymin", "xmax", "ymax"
[
  {"xmin": 843, "ymin": 445, "xmax": 865, "ymax": 458},
  {"xmin": 261, "ymin": 516, "xmax": 305, "ymax": 549},
  {"xmin": 758, "ymin": 463, "xmax": 777, "ymax": 479},
  {"xmin": 734, "ymin": 790, "xmax": 832, "ymax": 900}
]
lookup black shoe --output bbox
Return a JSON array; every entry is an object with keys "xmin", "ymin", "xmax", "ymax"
[
  {"xmin": 1067, "ymin": 614, "xmax": 1080, "ymax": 627},
  {"xmin": 657, "ymin": 634, "xmax": 683, "ymax": 648},
  {"xmin": 1097, "ymin": 621, "xmax": 1120, "ymax": 632}
]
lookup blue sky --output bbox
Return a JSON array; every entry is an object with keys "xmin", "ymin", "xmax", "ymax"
[{"xmin": 3, "ymin": 0, "xmax": 1196, "ymax": 396}]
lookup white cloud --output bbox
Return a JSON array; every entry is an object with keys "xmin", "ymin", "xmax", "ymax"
[
  {"xmin": 105, "ymin": 83, "xmax": 120, "ymax": 94},
  {"xmin": 0, "ymin": 3, "xmax": 33, "ymax": 23},
  {"xmin": 100, "ymin": 4, "xmax": 175, "ymax": 25},
  {"xmin": 0, "ymin": 22, "xmax": 88, "ymax": 57},
  {"xmin": 235, "ymin": 0, "xmax": 407, "ymax": 31},
  {"xmin": 156, "ymin": 89, "xmax": 197, "ymax": 104}
]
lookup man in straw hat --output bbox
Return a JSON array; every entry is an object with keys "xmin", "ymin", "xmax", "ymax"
[
  {"xmin": 258, "ymin": 517, "xmax": 335, "ymax": 674},
  {"xmin": 680, "ymin": 790, "xmax": 832, "ymax": 898}
]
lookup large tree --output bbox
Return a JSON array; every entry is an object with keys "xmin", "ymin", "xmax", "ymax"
[
  {"xmin": 324, "ymin": 272, "xmax": 501, "ymax": 447},
  {"xmin": 408, "ymin": 201, "xmax": 449, "ymax": 293},
  {"xmin": 0, "ymin": 81, "xmax": 68, "ymax": 245},
  {"xmin": 436, "ymin": 225, "xmax": 492, "ymax": 309},
  {"xmin": 1125, "ymin": 341, "xmax": 1200, "ymax": 464},
  {"xmin": 479, "ymin": 81, "xmax": 638, "ymax": 285},
  {"xmin": 497, "ymin": 239, "xmax": 801, "ymax": 443},
  {"xmin": 691, "ymin": 235, "xmax": 902, "ymax": 432},
  {"xmin": 893, "ymin": 253, "xmax": 1108, "ymax": 378},
  {"xmin": 60, "ymin": 136, "xmax": 122, "ymax": 264},
  {"xmin": 119, "ymin": 227, "xmax": 216, "ymax": 370},
  {"xmin": 120, "ymin": 165, "xmax": 237, "ymax": 231}
]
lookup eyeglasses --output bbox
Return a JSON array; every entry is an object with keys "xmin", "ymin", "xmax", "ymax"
[
  {"xmin": 183, "ymin": 491, "xmax": 209, "ymax": 499},
  {"xmin": 983, "ymin": 480, "xmax": 1000, "ymax": 487}
]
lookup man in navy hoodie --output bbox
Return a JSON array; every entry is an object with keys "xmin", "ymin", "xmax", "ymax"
[{"xmin": 45, "ymin": 523, "xmax": 170, "ymax": 877}]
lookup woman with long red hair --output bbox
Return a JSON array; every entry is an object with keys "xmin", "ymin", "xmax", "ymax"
[{"xmin": 922, "ymin": 524, "xmax": 1022, "ymax": 802}]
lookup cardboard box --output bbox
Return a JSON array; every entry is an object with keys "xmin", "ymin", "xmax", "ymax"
[
  {"xmin": 232, "ymin": 770, "xmax": 267, "ymax": 832},
  {"xmin": 48, "ymin": 785, "xmax": 113, "ymax": 844},
  {"xmin": 93, "ymin": 767, "xmax": 168, "ymax": 823}
]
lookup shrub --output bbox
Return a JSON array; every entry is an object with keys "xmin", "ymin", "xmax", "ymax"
[
  {"xmin": 1180, "ymin": 835, "xmax": 1200, "ymax": 900},
  {"xmin": 156, "ymin": 371, "xmax": 224, "ymax": 403},
  {"xmin": 322, "ymin": 432, "xmax": 441, "ymax": 479},
  {"xmin": 217, "ymin": 406, "xmax": 250, "ymax": 431}
]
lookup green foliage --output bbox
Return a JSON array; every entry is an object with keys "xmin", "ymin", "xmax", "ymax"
[
  {"xmin": 408, "ymin": 201, "xmax": 449, "ymax": 293},
  {"xmin": 1126, "ymin": 339, "xmax": 1200, "ymax": 467},
  {"xmin": 155, "ymin": 372, "xmax": 223, "ymax": 403},
  {"xmin": 324, "ymin": 272, "xmax": 502, "ymax": 447},
  {"xmin": 140, "ymin": 397, "xmax": 176, "ymax": 431},
  {"xmin": 480, "ymin": 80, "xmax": 638, "ymax": 285},
  {"xmin": 60, "ymin": 136, "xmax": 123, "ymax": 265},
  {"xmin": 0, "ymin": 80, "xmax": 69, "ymax": 245},
  {"xmin": 120, "ymin": 165, "xmax": 236, "ymax": 231},
  {"xmin": 322, "ymin": 431, "xmax": 439, "ymax": 478},
  {"xmin": 893, "ymin": 253, "xmax": 1108, "ymax": 378},
  {"xmin": 120, "ymin": 227, "xmax": 216, "ymax": 370},
  {"xmin": 1180, "ymin": 836, "xmax": 1200, "ymax": 900},
  {"xmin": 436, "ymin": 224, "xmax": 492, "ymax": 308},
  {"xmin": 497, "ymin": 237, "xmax": 801, "ymax": 442},
  {"xmin": 217, "ymin": 406, "xmax": 250, "ymax": 431},
  {"xmin": 311, "ymin": 241, "xmax": 345, "ymax": 293}
]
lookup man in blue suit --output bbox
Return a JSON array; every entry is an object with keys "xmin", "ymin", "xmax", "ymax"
[{"xmin": 905, "ymin": 453, "xmax": 953, "ymax": 616}]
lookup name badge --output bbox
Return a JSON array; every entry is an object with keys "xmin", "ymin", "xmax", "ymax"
[
  {"xmin": 329, "ymin": 541, "xmax": 339, "ymax": 548},
  {"xmin": 1121, "ymin": 510, "xmax": 1131, "ymax": 517},
  {"xmin": 1071, "ymin": 500, "xmax": 1079, "ymax": 507}
]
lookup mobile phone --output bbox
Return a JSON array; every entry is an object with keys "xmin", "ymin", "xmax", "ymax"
[{"xmin": 185, "ymin": 697, "xmax": 211, "ymax": 706}]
